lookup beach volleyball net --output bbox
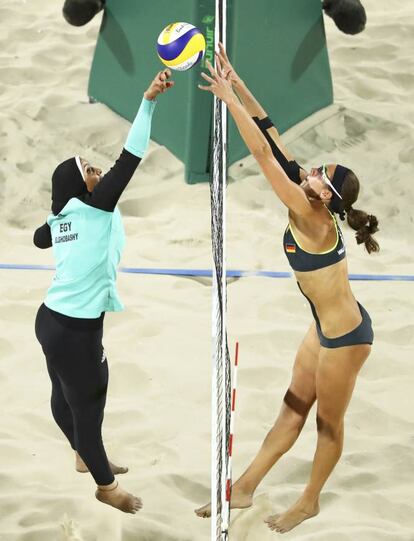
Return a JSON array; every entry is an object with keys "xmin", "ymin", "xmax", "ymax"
[{"xmin": 210, "ymin": 0, "xmax": 231, "ymax": 539}]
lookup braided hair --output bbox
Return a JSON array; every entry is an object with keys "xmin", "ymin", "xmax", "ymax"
[{"xmin": 340, "ymin": 169, "xmax": 380, "ymax": 254}]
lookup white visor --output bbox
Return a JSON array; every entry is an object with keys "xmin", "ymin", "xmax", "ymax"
[
  {"xmin": 75, "ymin": 155, "xmax": 86, "ymax": 182},
  {"xmin": 322, "ymin": 165, "xmax": 342, "ymax": 200}
]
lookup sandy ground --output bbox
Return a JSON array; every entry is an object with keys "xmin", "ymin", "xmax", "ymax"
[{"xmin": 0, "ymin": 0, "xmax": 413, "ymax": 540}]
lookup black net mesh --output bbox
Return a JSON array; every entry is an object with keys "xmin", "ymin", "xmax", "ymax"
[{"xmin": 210, "ymin": 2, "xmax": 231, "ymax": 537}]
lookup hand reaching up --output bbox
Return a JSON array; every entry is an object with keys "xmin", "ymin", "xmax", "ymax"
[{"xmin": 144, "ymin": 69, "xmax": 175, "ymax": 101}]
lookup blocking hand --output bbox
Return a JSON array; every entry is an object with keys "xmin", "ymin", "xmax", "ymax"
[
  {"xmin": 198, "ymin": 57, "xmax": 236, "ymax": 105},
  {"xmin": 216, "ymin": 42, "xmax": 242, "ymax": 87}
]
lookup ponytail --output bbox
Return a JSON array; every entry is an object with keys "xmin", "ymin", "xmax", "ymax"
[{"xmin": 346, "ymin": 207, "xmax": 380, "ymax": 254}]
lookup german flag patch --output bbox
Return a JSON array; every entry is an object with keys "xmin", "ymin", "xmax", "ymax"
[{"xmin": 285, "ymin": 243, "xmax": 296, "ymax": 254}]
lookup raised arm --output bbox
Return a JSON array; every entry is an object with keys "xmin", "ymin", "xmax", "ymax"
[
  {"xmin": 199, "ymin": 60, "xmax": 311, "ymax": 216},
  {"xmin": 216, "ymin": 44, "xmax": 306, "ymax": 184},
  {"xmin": 84, "ymin": 70, "xmax": 174, "ymax": 212}
]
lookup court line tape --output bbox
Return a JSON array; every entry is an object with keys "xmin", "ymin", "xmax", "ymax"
[{"xmin": 0, "ymin": 264, "xmax": 413, "ymax": 281}]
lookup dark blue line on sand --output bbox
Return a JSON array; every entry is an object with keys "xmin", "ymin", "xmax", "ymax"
[{"xmin": 1, "ymin": 264, "xmax": 413, "ymax": 282}]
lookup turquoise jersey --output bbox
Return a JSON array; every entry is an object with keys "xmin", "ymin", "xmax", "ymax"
[{"xmin": 44, "ymin": 197, "xmax": 125, "ymax": 318}]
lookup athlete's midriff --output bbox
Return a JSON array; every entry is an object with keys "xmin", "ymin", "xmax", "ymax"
[{"xmin": 295, "ymin": 259, "xmax": 363, "ymax": 339}]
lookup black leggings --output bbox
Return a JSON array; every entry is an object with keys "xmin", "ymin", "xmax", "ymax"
[{"xmin": 35, "ymin": 303, "xmax": 114, "ymax": 485}]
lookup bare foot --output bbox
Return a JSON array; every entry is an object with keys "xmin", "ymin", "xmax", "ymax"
[
  {"xmin": 265, "ymin": 500, "xmax": 319, "ymax": 533},
  {"xmin": 95, "ymin": 481, "xmax": 142, "ymax": 514},
  {"xmin": 76, "ymin": 452, "xmax": 128, "ymax": 475},
  {"xmin": 195, "ymin": 486, "xmax": 253, "ymax": 518}
]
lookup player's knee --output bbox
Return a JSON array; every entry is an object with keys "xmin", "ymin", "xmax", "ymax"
[
  {"xmin": 70, "ymin": 393, "xmax": 104, "ymax": 421},
  {"xmin": 316, "ymin": 414, "xmax": 343, "ymax": 441},
  {"xmin": 283, "ymin": 388, "xmax": 313, "ymax": 419},
  {"xmin": 51, "ymin": 398, "xmax": 65, "ymax": 419}
]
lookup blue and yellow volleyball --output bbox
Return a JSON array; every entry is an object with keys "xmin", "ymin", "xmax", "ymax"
[{"xmin": 157, "ymin": 22, "xmax": 206, "ymax": 71}]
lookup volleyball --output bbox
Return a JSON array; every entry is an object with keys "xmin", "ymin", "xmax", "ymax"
[{"xmin": 157, "ymin": 22, "xmax": 206, "ymax": 71}]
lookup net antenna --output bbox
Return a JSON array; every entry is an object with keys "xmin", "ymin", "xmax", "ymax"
[{"xmin": 210, "ymin": 0, "xmax": 231, "ymax": 540}]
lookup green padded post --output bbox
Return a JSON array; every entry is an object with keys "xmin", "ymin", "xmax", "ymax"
[{"xmin": 88, "ymin": 0, "xmax": 332, "ymax": 183}]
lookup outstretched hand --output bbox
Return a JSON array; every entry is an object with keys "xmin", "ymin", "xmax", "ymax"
[
  {"xmin": 144, "ymin": 69, "xmax": 175, "ymax": 101},
  {"xmin": 198, "ymin": 56, "xmax": 237, "ymax": 105},
  {"xmin": 216, "ymin": 42, "xmax": 242, "ymax": 87}
]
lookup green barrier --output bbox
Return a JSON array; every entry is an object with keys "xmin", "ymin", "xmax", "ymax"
[{"xmin": 88, "ymin": 0, "xmax": 333, "ymax": 182}]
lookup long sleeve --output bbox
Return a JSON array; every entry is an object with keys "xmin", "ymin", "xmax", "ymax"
[
  {"xmin": 124, "ymin": 96, "xmax": 157, "ymax": 158},
  {"xmin": 33, "ymin": 222, "xmax": 52, "ymax": 249},
  {"xmin": 82, "ymin": 149, "xmax": 141, "ymax": 212},
  {"xmin": 82, "ymin": 97, "xmax": 157, "ymax": 212},
  {"xmin": 252, "ymin": 117, "xmax": 303, "ymax": 184}
]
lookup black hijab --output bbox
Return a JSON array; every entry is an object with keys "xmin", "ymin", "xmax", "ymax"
[{"xmin": 51, "ymin": 156, "xmax": 87, "ymax": 215}]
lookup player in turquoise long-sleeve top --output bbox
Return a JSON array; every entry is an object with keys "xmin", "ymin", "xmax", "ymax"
[{"xmin": 34, "ymin": 69, "xmax": 174, "ymax": 514}]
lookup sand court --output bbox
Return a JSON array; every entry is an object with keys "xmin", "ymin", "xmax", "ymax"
[{"xmin": 1, "ymin": 0, "xmax": 414, "ymax": 539}]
